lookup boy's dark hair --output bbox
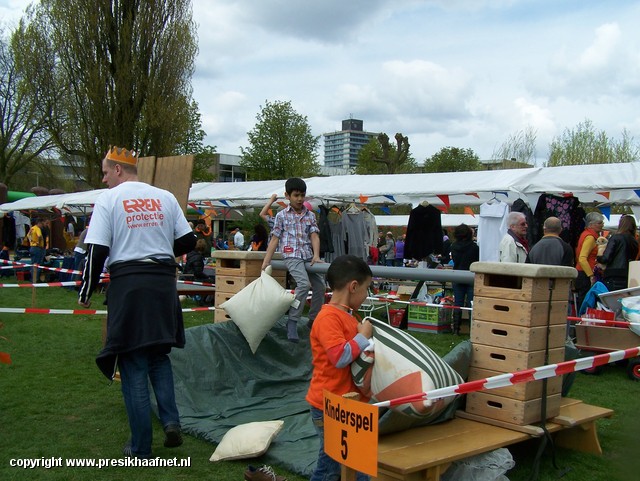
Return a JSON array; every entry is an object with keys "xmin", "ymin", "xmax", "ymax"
[
  {"xmin": 326, "ymin": 255, "xmax": 372, "ymax": 290},
  {"xmin": 285, "ymin": 177, "xmax": 307, "ymax": 195}
]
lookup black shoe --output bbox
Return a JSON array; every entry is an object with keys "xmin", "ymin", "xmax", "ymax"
[{"xmin": 164, "ymin": 424, "xmax": 183, "ymax": 448}]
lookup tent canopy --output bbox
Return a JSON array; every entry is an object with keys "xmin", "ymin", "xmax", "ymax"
[{"xmin": 2, "ymin": 162, "xmax": 639, "ymax": 214}]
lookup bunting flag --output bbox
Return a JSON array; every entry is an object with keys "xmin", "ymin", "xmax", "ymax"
[
  {"xmin": 494, "ymin": 191, "xmax": 509, "ymax": 198},
  {"xmin": 204, "ymin": 201, "xmax": 214, "ymax": 207},
  {"xmin": 597, "ymin": 191, "xmax": 610, "ymax": 199},
  {"xmin": 464, "ymin": 206, "xmax": 475, "ymax": 217},
  {"xmin": 384, "ymin": 195, "xmax": 396, "ymax": 203},
  {"xmin": 634, "ymin": 189, "xmax": 640, "ymax": 199},
  {"xmin": 436, "ymin": 194, "xmax": 450, "ymax": 210},
  {"xmin": 465, "ymin": 192, "xmax": 480, "ymax": 198},
  {"xmin": 435, "ymin": 204, "xmax": 448, "ymax": 213},
  {"xmin": 218, "ymin": 199, "xmax": 230, "ymax": 207},
  {"xmin": 277, "ymin": 201, "xmax": 287, "ymax": 208},
  {"xmin": 188, "ymin": 203, "xmax": 204, "ymax": 215},
  {"xmin": 359, "ymin": 194, "xmax": 369, "ymax": 204},
  {"xmin": 380, "ymin": 206, "xmax": 391, "ymax": 215},
  {"xmin": 562, "ymin": 192, "xmax": 574, "ymax": 198},
  {"xmin": 268, "ymin": 208, "xmax": 273, "ymax": 217},
  {"xmin": 598, "ymin": 205, "xmax": 611, "ymax": 220}
]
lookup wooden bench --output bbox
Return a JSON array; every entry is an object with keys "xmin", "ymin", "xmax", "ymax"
[{"xmin": 345, "ymin": 398, "xmax": 613, "ymax": 481}]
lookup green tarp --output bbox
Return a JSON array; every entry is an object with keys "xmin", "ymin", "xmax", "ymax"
[{"xmin": 169, "ymin": 318, "xmax": 319, "ymax": 476}]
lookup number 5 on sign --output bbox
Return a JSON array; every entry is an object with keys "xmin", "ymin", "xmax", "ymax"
[{"xmin": 323, "ymin": 390, "xmax": 378, "ymax": 477}]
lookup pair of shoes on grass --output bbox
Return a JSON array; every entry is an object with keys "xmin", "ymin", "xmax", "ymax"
[{"xmin": 244, "ymin": 465, "xmax": 287, "ymax": 481}]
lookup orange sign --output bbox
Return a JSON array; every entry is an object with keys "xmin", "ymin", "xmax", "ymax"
[{"xmin": 323, "ymin": 390, "xmax": 378, "ymax": 477}]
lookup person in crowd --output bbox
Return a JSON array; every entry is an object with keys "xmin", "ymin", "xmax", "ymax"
[
  {"xmin": 450, "ymin": 224, "xmax": 479, "ymax": 335},
  {"xmin": 215, "ymin": 233, "xmax": 228, "ymax": 250},
  {"xmin": 394, "ymin": 233, "xmax": 405, "ymax": 267},
  {"xmin": 232, "ymin": 227, "xmax": 245, "ymax": 250},
  {"xmin": 249, "ymin": 223, "xmax": 268, "ymax": 251},
  {"xmin": 183, "ymin": 239, "xmax": 213, "ymax": 281},
  {"xmin": 574, "ymin": 212, "xmax": 605, "ymax": 311},
  {"xmin": 194, "ymin": 220, "xmax": 212, "ymax": 253},
  {"xmin": 27, "ymin": 218, "xmax": 46, "ymax": 282},
  {"xmin": 499, "ymin": 212, "xmax": 529, "ymax": 263},
  {"xmin": 526, "ymin": 217, "xmax": 574, "ymax": 267},
  {"xmin": 597, "ymin": 214, "xmax": 639, "ymax": 292},
  {"xmin": 261, "ymin": 177, "xmax": 324, "ymax": 342},
  {"xmin": 441, "ymin": 229, "xmax": 452, "ymax": 265},
  {"xmin": 380, "ymin": 231, "xmax": 395, "ymax": 267},
  {"xmin": 376, "ymin": 232, "xmax": 386, "ymax": 265},
  {"xmin": 73, "ymin": 223, "xmax": 90, "ymax": 283},
  {"xmin": 259, "ymin": 193, "xmax": 279, "ymax": 232},
  {"xmin": 0, "ymin": 242, "xmax": 11, "ymax": 278},
  {"xmin": 77, "ymin": 146, "xmax": 196, "ymax": 459},
  {"xmin": 306, "ymin": 255, "xmax": 373, "ymax": 481}
]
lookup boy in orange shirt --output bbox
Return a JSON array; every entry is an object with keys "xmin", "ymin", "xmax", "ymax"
[{"xmin": 306, "ymin": 255, "xmax": 373, "ymax": 481}]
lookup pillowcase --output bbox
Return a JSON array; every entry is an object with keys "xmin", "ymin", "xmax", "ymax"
[
  {"xmin": 209, "ymin": 420, "xmax": 284, "ymax": 462},
  {"xmin": 351, "ymin": 316, "xmax": 463, "ymax": 423},
  {"xmin": 221, "ymin": 266, "xmax": 295, "ymax": 353}
]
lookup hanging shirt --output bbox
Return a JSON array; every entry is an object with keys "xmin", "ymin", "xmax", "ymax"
[
  {"xmin": 404, "ymin": 204, "xmax": 443, "ymax": 260},
  {"xmin": 478, "ymin": 201, "xmax": 509, "ymax": 262}
]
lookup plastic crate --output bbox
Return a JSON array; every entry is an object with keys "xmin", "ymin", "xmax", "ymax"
[{"xmin": 407, "ymin": 304, "xmax": 452, "ymax": 333}]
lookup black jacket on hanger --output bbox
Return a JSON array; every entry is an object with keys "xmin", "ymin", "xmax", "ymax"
[{"xmin": 404, "ymin": 204, "xmax": 443, "ymax": 260}]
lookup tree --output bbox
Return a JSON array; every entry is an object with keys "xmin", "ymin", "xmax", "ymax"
[
  {"xmin": 0, "ymin": 30, "xmax": 54, "ymax": 188},
  {"xmin": 175, "ymin": 99, "xmax": 216, "ymax": 182},
  {"xmin": 547, "ymin": 119, "xmax": 640, "ymax": 166},
  {"xmin": 355, "ymin": 132, "xmax": 418, "ymax": 174},
  {"xmin": 423, "ymin": 147, "xmax": 482, "ymax": 173},
  {"xmin": 240, "ymin": 100, "xmax": 320, "ymax": 180},
  {"xmin": 492, "ymin": 126, "xmax": 537, "ymax": 166},
  {"xmin": 12, "ymin": 0, "xmax": 199, "ymax": 187}
]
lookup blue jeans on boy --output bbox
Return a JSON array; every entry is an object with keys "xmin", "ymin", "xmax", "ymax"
[
  {"xmin": 118, "ymin": 347, "xmax": 180, "ymax": 458},
  {"xmin": 29, "ymin": 246, "xmax": 46, "ymax": 281},
  {"xmin": 310, "ymin": 407, "xmax": 369, "ymax": 481}
]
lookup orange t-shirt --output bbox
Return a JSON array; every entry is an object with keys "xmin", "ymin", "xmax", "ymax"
[{"xmin": 306, "ymin": 304, "xmax": 370, "ymax": 410}]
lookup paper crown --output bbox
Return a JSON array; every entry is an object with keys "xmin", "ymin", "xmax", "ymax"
[{"xmin": 105, "ymin": 146, "xmax": 138, "ymax": 166}]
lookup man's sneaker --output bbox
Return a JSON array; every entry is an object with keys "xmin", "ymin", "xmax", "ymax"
[
  {"xmin": 244, "ymin": 464, "xmax": 287, "ymax": 481},
  {"xmin": 163, "ymin": 424, "xmax": 183, "ymax": 448}
]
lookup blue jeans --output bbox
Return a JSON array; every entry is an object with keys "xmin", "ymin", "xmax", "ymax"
[
  {"xmin": 29, "ymin": 246, "xmax": 46, "ymax": 281},
  {"xmin": 452, "ymin": 283, "xmax": 473, "ymax": 308},
  {"xmin": 310, "ymin": 407, "xmax": 369, "ymax": 481},
  {"xmin": 118, "ymin": 347, "xmax": 180, "ymax": 458}
]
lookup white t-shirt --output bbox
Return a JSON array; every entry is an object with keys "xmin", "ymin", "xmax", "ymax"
[
  {"xmin": 234, "ymin": 230, "xmax": 245, "ymax": 249},
  {"xmin": 85, "ymin": 181, "xmax": 192, "ymax": 266}
]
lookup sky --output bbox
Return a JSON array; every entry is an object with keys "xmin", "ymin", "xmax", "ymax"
[{"xmin": 2, "ymin": 0, "xmax": 640, "ymax": 165}]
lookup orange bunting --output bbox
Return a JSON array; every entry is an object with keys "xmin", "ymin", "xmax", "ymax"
[
  {"xmin": 277, "ymin": 201, "xmax": 287, "ymax": 208},
  {"xmin": 268, "ymin": 208, "xmax": 273, "ymax": 217},
  {"xmin": 464, "ymin": 206, "xmax": 476, "ymax": 217},
  {"xmin": 359, "ymin": 194, "xmax": 369, "ymax": 204},
  {"xmin": 596, "ymin": 191, "xmax": 610, "ymax": 199},
  {"xmin": 465, "ymin": 192, "xmax": 480, "ymax": 198}
]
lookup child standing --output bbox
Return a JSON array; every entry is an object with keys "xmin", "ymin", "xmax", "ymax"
[
  {"xmin": 306, "ymin": 255, "xmax": 373, "ymax": 481},
  {"xmin": 262, "ymin": 178, "xmax": 324, "ymax": 342}
]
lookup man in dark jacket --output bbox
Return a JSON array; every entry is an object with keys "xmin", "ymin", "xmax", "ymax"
[{"xmin": 526, "ymin": 217, "xmax": 574, "ymax": 267}]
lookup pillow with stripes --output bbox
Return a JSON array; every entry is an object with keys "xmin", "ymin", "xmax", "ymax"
[{"xmin": 352, "ymin": 316, "xmax": 463, "ymax": 421}]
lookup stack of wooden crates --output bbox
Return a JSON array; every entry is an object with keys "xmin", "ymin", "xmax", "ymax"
[
  {"xmin": 465, "ymin": 262, "xmax": 576, "ymax": 427},
  {"xmin": 212, "ymin": 251, "xmax": 286, "ymax": 323}
]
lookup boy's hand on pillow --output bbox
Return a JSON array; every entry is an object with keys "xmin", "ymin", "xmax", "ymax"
[{"xmin": 358, "ymin": 319, "xmax": 373, "ymax": 339}]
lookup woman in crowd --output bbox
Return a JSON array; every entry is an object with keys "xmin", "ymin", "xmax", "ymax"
[
  {"xmin": 249, "ymin": 223, "xmax": 269, "ymax": 251},
  {"xmin": 574, "ymin": 212, "xmax": 605, "ymax": 311},
  {"xmin": 450, "ymin": 224, "xmax": 478, "ymax": 335},
  {"xmin": 597, "ymin": 215, "xmax": 639, "ymax": 292}
]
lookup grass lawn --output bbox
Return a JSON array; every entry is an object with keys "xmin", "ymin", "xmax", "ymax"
[{"xmin": 1, "ymin": 280, "xmax": 638, "ymax": 481}]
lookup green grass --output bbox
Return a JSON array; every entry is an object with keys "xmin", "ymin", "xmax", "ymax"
[{"xmin": 1, "ymin": 280, "xmax": 638, "ymax": 481}]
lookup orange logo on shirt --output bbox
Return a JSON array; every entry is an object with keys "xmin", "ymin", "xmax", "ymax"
[{"xmin": 122, "ymin": 198, "xmax": 162, "ymax": 213}]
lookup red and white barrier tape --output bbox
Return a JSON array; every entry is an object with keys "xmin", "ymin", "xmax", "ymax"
[
  {"xmin": 373, "ymin": 346, "xmax": 640, "ymax": 408},
  {"xmin": 177, "ymin": 279, "xmax": 216, "ymax": 287},
  {"xmin": 567, "ymin": 316, "xmax": 640, "ymax": 328},
  {"xmin": 365, "ymin": 296, "xmax": 472, "ymax": 311},
  {"xmin": 0, "ymin": 258, "xmax": 83, "ymax": 275},
  {"xmin": 0, "ymin": 306, "xmax": 215, "ymax": 315}
]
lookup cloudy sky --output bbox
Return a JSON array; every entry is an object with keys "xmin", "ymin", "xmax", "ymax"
[{"xmin": 2, "ymin": 0, "xmax": 640, "ymax": 165}]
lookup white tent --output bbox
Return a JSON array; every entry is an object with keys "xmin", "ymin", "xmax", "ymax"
[{"xmin": 2, "ymin": 162, "xmax": 640, "ymax": 214}]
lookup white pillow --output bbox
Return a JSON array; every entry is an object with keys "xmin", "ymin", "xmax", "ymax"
[
  {"xmin": 209, "ymin": 420, "xmax": 284, "ymax": 462},
  {"xmin": 221, "ymin": 267, "xmax": 296, "ymax": 353}
]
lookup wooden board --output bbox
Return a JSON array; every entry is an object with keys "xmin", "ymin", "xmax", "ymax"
[
  {"xmin": 473, "ymin": 297, "xmax": 568, "ymax": 327},
  {"xmin": 575, "ymin": 323, "xmax": 640, "ymax": 351},
  {"xmin": 471, "ymin": 344, "xmax": 565, "ymax": 372},
  {"xmin": 215, "ymin": 274, "xmax": 286, "ymax": 294},
  {"xmin": 214, "ymin": 308, "xmax": 231, "ymax": 323},
  {"xmin": 471, "ymin": 319, "xmax": 566, "ymax": 351},
  {"xmin": 137, "ymin": 155, "xmax": 194, "ymax": 213}
]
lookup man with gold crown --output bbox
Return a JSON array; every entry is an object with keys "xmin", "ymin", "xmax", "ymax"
[{"xmin": 78, "ymin": 146, "xmax": 196, "ymax": 458}]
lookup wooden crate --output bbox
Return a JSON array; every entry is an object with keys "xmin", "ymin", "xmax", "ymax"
[
  {"xmin": 575, "ymin": 323, "xmax": 640, "ymax": 351},
  {"xmin": 215, "ymin": 258, "xmax": 263, "ymax": 278},
  {"xmin": 471, "ymin": 319, "xmax": 566, "ymax": 351},
  {"xmin": 468, "ymin": 367, "xmax": 563, "ymax": 401},
  {"xmin": 465, "ymin": 391, "xmax": 561, "ymax": 425},
  {"xmin": 214, "ymin": 308, "xmax": 231, "ymax": 323},
  {"xmin": 216, "ymin": 274, "xmax": 286, "ymax": 294},
  {"xmin": 471, "ymin": 344, "xmax": 565, "ymax": 372},
  {"xmin": 474, "ymin": 273, "xmax": 571, "ymax": 302},
  {"xmin": 214, "ymin": 291, "xmax": 234, "ymax": 307},
  {"xmin": 473, "ymin": 297, "xmax": 568, "ymax": 327}
]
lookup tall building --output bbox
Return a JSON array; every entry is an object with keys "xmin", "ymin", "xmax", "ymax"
[{"xmin": 323, "ymin": 119, "xmax": 378, "ymax": 170}]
